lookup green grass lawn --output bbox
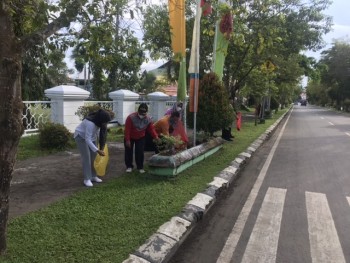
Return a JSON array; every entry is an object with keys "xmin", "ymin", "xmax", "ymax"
[{"xmin": 6, "ymin": 109, "xmax": 287, "ymax": 263}]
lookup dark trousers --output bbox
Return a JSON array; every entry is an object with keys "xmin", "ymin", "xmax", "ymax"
[
  {"xmin": 124, "ymin": 137, "xmax": 145, "ymax": 170},
  {"xmin": 221, "ymin": 127, "xmax": 232, "ymax": 140},
  {"xmin": 144, "ymin": 131, "xmax": 157, "ymax": 152}
]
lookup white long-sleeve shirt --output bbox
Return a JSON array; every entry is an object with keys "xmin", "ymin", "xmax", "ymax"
[{"xmin": 74, "ymin": 119, "xmax": 100, "ymax": 152}]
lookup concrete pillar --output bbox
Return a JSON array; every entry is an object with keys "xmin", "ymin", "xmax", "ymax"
[
  {"xmin": 109, "ymin": 89, "xmax": 140, "ymax": 125},
  {"xmin": 44, "ymin": 85, "xmax": 90, "ymax": 132},
  {"xmin": 147, "ymin": 92, "xmax": 170, "ymax": 121}
]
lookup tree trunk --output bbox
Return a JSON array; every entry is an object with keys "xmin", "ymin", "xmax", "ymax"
[{"xmin": 0, "ymin": 8, "xmax": 24, "ymax": 254}]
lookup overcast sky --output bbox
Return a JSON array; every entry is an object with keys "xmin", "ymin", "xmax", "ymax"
[{"xmin": 304, "ymin": 0, "xmax": 350, "ymax": 60}]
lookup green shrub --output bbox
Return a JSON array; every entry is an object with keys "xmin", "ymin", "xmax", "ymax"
[
  {"xmin": 75, "ymin": 105, "xmax": 103, "ymax": 120},
  {"xmin": 39, "ymin": 123, "xmax": 72, "ymax": 150},
  {"xmin": 186, "ymin": 72, "xmax": 234, "ymax": 136},
  {"xmin": 343, "ymin": 98, "xmax": 350, "ymax": 112},
  {"xmin": 154, "ymin": 135, "xmax": 184, "ymax": 156},
  {"xmin": 75, "ymin": 105, "xmax": 115, "ymax": 121},
  {"xmin": 270, "ymin": 96, "xmax": 280, "ymax": 112}
]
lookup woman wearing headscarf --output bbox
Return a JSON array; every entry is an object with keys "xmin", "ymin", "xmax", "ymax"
[
  {"xmin": 165, "ymin": 101, "xmax": 184, "ymax": 120},
  {"xmin": 164, "ymin": 101, "xmax": 187, "ymax": 145},
  {"xmin": 154, "ymin": 111, "xmax": 188, "ymax": 148},
  {"xmin": 74, "ymin": 109, "xmax": 113, "ymax": 187}
]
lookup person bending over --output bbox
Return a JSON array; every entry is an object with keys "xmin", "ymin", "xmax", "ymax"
[{"xmin": 74, "ymin": 109, "xmax": 113, "ymax": 187}]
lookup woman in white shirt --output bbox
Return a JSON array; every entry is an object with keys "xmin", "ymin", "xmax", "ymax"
[{"xmin": 74, "ymin": 109, "xmax": 112, "ymax": 187}]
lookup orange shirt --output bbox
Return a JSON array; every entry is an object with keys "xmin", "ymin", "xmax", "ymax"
[{"xmin": 154, "ymin": 115, "xmax": 171, "ymax": 136}]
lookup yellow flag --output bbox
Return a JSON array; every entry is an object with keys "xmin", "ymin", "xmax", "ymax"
[{"xmin": 168, "ymin": 0, "xmax": 186, "ymax": 60}]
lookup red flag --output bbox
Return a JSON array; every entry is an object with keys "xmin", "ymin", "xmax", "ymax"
[{"xmin": 201, "ymin": 0, "xmax": 212, "ymax": 16}]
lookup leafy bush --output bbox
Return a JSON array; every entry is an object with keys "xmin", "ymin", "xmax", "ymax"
[
  {"xmin": 270, "ymin": 96, "xmax": 280, "ymax": 112},
  {"xmin": 75, "ymin": 105, "xmax": 114, "ymax": 120},
  {"xmin": 187, "ymin": 72, "xmax": 234, "ymax": 136},
  {"xmin": 343, "ymin": 98, "xmax": 350, "ymax": 112},
  {"xmin": 154, "ymin": 135, "xmax": 184, "ymax": 156},
  {"xmin": 39, "ymin": 122, "xmax": 72, "ymax": 150}
]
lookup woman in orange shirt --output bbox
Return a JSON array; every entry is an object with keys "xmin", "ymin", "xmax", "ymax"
[{"xmin": 154, "ymin": 111, "xmax": 188, "ymax": 148}]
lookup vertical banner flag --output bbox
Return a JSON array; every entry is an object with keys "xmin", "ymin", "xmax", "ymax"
[
  {"xmin": 168, "ymin": 0, "xmax": 186, "ymax": 102},
  {"xmin": 212, "ymin": 3, "xmax": 233, "ymax": 80},
  {"xmin": 188, "ymin": 0, "xmax": 212, "ymax": 112}
]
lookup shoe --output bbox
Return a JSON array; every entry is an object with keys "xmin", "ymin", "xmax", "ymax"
[
  {"xmin": 139, "ymin": 169, "xmax": 145, "ymax": 174},
  {"xmin": 126, "ymin": 168, "xmax": 132, "ymax": 173},
  {"xmin": 92, "ymin": 177, "xmax": 102, "ymax": 183},
  {"xmin": 84, "ymin": 180, "xmax": 93, "ymax": 187},
  {"xmin": 223, "ymin": 138, "xmax": 233, "ymax": 141}
]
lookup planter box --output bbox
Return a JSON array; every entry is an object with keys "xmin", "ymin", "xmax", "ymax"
[{"xmin": 148, "ymin": 137, "xmax": 225, "ymax": 177}]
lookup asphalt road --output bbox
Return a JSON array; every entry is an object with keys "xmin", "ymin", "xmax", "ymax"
[{"xmin": 169, "ymin": 105, "xmax": 350, "ymax": 263}]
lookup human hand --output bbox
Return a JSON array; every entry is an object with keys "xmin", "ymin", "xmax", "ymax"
[
  {"xmin": 153, "ymin": 137, "xmax": 161, "ymax": 144},
  {"xmin": 125, "ymin": 141, "xmax": 131, "ymax": 148},
  {"xmin": 97, "ymin": 150, "xmax": 105, "ymax": 156}
]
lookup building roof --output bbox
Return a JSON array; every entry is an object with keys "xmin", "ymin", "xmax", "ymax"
[{"xmin": 158, "ymin": 85, "xmax": 177, "ymax": 96}]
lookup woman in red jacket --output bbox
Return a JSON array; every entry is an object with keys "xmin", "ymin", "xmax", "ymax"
[{"xmin": 124, "ymin": 103, "xmax": 159, "ymax": 173}]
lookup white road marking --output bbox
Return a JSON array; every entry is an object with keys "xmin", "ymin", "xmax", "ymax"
[
  {"xmin": 305, "ymin": 191, "xmax": 345, "ymax": 263},
  {"xmin": 345, "ymin": 132, "xmax": 350, "ymax": 137},
  {"xmin": 216, "ymin": 110, "xmax": 292, "ymax": 263},
  {"xmin": 320, "ymin": 117, "xmax": 324, "ymax": 119},
  {"xmin": 241, "ymin": 187, "xmax": 286, "ymax": 263},
  {"xmin": 328, "ymin": 122, "xmax": 334, "ymax": 126},
  {"xmin": 346, "ymin": 196, "xmax": 350, "ymax": 206}
]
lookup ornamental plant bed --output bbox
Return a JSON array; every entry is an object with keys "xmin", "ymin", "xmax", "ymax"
[{"xmin": 148, "ymin": 137, "xmax": 225, "ymax": 177}]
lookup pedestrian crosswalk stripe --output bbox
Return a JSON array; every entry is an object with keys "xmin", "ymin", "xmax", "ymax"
[
  {"xmin": 216, "ymin": 112, "xmax": 292, "ymax": 263},
  {"xmin": 305, "ymin": 191, "xmax": 345, "ymax": 263},
  {"xmin": 346, "ymin": 196, "xmax": 350, "ymax": 206},
  {"xmin": 241, "ymin": 187, "xmax": 286, "ymax": 263}
]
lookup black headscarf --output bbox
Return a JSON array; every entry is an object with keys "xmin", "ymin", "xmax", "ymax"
[{"xmin": 86, "ymin": 109, "xmax": 112, "ymax": 150}]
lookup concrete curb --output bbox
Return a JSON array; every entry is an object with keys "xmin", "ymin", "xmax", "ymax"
[{"xmin": 122, "ymin": 110, "xmax": 289, "ymax": 263}]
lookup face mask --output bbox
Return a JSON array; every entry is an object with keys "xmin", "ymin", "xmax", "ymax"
[
  {"xmin": 176, "ymin": 107, "xmax": 182, "ymax": 112},
  {"xmin": 138, "ymin": 114, "xmax": 145, "ymax": 119}
]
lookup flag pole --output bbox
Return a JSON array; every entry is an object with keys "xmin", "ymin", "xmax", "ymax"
[
  {"xmin": 192, "ymin": 0, "xmax": 201, "ymax": 146},
  {"xmin": 193, "ymin": 78, "xmax": 198, "ymax": 146}
]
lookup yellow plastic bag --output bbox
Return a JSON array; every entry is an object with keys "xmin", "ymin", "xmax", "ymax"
[{"xmin": 94, "ymin": 144, "xmax": 109, "ymax": 176}]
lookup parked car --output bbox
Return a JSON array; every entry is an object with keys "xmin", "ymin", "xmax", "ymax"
[{"xmin": 300, "ymin": 100, "xmax": 307, "ymax": 106}]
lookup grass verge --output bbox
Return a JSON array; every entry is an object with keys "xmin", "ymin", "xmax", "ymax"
[{"xmin": 5, "ymin": 109, "xmax": 287, "ymax": 263}]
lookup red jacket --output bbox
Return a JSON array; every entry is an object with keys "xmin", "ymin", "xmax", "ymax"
[{"xmin": 124, "ymin": 112, "xmax": 158, "ymax": 142}]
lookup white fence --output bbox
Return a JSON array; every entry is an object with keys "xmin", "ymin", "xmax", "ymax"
[
  {"xmin": 22, "ymin": 101, "xmax": 53, "ymax": 136},
  {"xmin": 22, "ymin": 86, "xmax": 180, "ymax": 136}
]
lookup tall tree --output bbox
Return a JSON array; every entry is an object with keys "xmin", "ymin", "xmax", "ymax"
[
  {"xmin": 142, "ymin": 0, "xmax": 332, "ymax": 104},
  {"xmin": 71, "ymin": 0, "xmax": 145, "ymax": 99},
  {"xmin": 0, "ymin": 0, "xmax": 107, "ymax": 253},
  {"xmin": 223, "ymin": 0, "xmax": 332, "ymax": 100},
  {"xmin": 310, "ymin": 41, "xmax": 350, "ymax": 109},
  {"xmin": 22, "ymin": 43, "xmax": 72, "ymax": 100}
]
